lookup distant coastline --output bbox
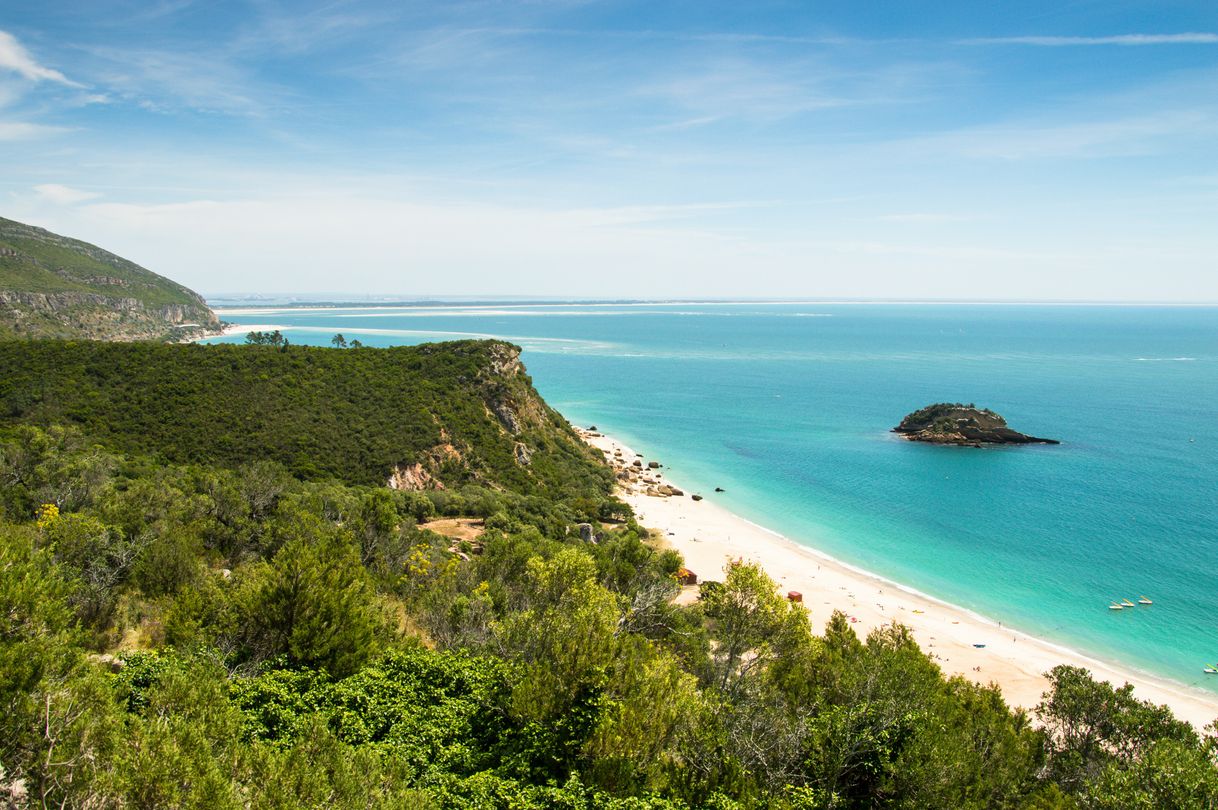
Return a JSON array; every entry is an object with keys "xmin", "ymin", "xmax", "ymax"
[{"xmin": 208, "ymin": 299, "xmax": 1218, "ymax": 311}]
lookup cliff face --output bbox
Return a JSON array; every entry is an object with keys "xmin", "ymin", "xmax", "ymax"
[
  {"xmin": 0, "ymin": 216, "xmax": 220, "ymax": 341},
  {"xmin": 387, "ymin": 341, "xmax": 597, "ymax": 492},
  {"xmin": 894, "ymin": 403, "xmax": 1059, "ymax": 446}
]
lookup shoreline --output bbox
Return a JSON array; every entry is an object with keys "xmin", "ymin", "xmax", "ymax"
[
  {"xmin": 578, "ymin": 428, "xmax": 1218, "ymax": 728},
  {"xmin": 196, "ymin": 323, "xmax": 283, "ymax": 341}
]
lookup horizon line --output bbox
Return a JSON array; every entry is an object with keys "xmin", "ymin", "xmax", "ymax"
[{"xmin": 205, "ymin": 295, "xmax": 1218, "ymax": 309}]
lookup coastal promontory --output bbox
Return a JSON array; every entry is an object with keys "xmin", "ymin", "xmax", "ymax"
[
  {"xmin": 894, "ymin": 403, "xmax": 1059, "ymax": 446},
  {"xmin": 0, "ymin": 215, "xmax": 220, "ymax": 341}
]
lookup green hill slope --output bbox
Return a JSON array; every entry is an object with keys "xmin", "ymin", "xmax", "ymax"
[
  {"xmin": 0, "ymin": 216, "xmax": 219, "ymax": 340},
  {"xmin": 0, "ymin": 338, "xmax": 612, "ymax": 499}
]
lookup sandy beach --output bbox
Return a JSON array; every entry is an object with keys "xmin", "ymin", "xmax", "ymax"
[
  {"xmin": 579, "ymin": 428, "xmax": 1218, "ymax": 728},
  {"xmin": 203, "ymin": 323, "xmax": 283, "ymax": 340}
]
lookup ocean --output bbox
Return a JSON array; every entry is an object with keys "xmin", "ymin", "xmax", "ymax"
[{"xmin": 203, "ymin": 302, "xmax": 1218, "ymax": 693}]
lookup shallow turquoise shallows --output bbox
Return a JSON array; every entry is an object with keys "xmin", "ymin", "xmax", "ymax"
[{"xmin": 204, "ymin": 303, "xmax": 1218, "ymax": 692}]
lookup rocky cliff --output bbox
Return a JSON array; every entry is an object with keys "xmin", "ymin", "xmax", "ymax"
[
  {"xmin": 893, "ymin": 403, "xmax": 1059, "ymax": 446},
  {"xmin": 0, "ymin": 216, "xmax": 220, "ymax": 341},
  {"xmin": 386, "ymin": 341, "xmax": 579, "ymax": 491}
]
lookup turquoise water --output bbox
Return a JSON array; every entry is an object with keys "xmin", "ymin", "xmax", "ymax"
[{"xmin": 205, "ymin": 303, "xmax": 1218, "ymax": 692}]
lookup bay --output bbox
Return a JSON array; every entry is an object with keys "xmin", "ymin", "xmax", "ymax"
[{"xmin": 204, "ymin": 302, "xmax": 1218, "ymax": 691}]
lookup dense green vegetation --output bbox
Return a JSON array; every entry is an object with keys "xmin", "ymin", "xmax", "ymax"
[
  {"xmin": 0, "ymin": 216, "xmax": 217, "ymax": 340},
  {"xmin": 2, "ymin": 341, "xmax": 1215, "ymax": 808},
  {"xmin": 896, "ymin": 403, "xmax": 1003, "ymax": 430},
  {"xmin": 0, "ymin": 339, "xmax": 614, "ymax": 501}
]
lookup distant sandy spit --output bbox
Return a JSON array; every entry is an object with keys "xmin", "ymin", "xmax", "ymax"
[
  {"xmin": 578, "ymin": 428, "xmax": 1218, "ymax": 729},
  {"xmin": 195, "ymin": 323, "xmax": 283, "ymax": 341}
]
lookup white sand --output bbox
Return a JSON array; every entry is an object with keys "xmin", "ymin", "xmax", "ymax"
[
  {"xmin": 214, "ymin": 323, "xmax": 282, "ymax": 338},
  {"xmin": 188, "ymin": 323, "xmax": 284, "ymax": 343},
  {"xmin": 580, "ymin": 429, "xmax": 1218, "ymax": 728}
]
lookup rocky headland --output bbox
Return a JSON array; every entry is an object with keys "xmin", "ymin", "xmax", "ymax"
[
  {"xmin": 894, "ymin": 403, "xmax": 1059, "ymax": 446},
  {"xmin": 0, "ymin": 216, "xmax": 221, "ymax": 341}
]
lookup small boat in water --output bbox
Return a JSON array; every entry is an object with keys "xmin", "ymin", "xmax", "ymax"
[
  {"xmin": 1205, "ymin": 665, "xmax": 1218, "ymax": 675},
  {"xmin": 1121, "ymin": 599, "xmax": 1136, "ymax": 607},
  {"xmin": 1109, "ymin": 603, "xmax": 1124, "ymax": 610},
  {"xmin": 1138, "ymin": 596, "xmax": 1153, "ymax": 605}
]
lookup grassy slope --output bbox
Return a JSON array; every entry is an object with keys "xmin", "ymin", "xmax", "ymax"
[
  {"xmin": 0, "ymin": 339, "xmax": 612, "ymax": 498},
  {"xmin": 0, "ymin": 216, "xmax": 208, "ymax": 307}
]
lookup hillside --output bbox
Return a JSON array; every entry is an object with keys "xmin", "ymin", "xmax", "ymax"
[
  {"xmin": 0, "ymin": 216, "xmax": 219, "ymax": 340},
  {"xmin": 0, "ymin": 338, "xmax": 613, "ymax": 501}
]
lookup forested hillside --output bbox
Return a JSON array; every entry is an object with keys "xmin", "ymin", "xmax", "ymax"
[
  {"xmin": 1, "ymin": 341, "xmax": 1215, "ymax": 808},
  {"xmin": 0, "ymin": 216, "xmax": 219, "ymax": 341},
  {"xmin": 0, "ymin": 339, "xmax": 614, "ymax": 502}
]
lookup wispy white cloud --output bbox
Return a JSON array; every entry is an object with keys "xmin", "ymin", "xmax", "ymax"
[
  {"xmin": 0, "ymin": 30, "xmax": 81, "ymax": 86},
  {"xmin": 638, "ymin": 62, "xmax": 849, "ymax": 122},
  {"xmin": 887, "ymin": 110, "xmax": 1218, "ymax": 161},
  {"xmin": 875, "ymin": 212, "xmax": 978, "ymax": 224},
  {"xmin": 0, "ymin": 121, "xmax": 71, "ymax": 140},
  {"xmin": 235, "ymin": 4, "xmax": 387, "ymax": 56},
  {"xmin": 126, "ymin": 0, "xmax": 202, "ymax": 23},
  {"xmin": 963, "ymin": 33, "xmax": 1218, "ymax": 47},
  {"xmin": 388, "ymin": 26, "xmax": 871, "ymax": 48},
  {"xmin": 83, "ymin": 46, "xmax": 272, "ymax": 116},
  {"xmin": 641, "ymin": 115, "xmax": 726, "ymax": 134},
  {"xmin": 633, "ymin": 55, "xmax": 928, "ymax": 126},
  {"xmin": 34, "ymin": 183, "xmax": 102, "ymax": 204}
]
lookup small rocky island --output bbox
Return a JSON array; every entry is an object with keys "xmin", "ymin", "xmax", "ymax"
[{"xmin": 894, "ymin": 403, "xmax": 1059, "ymax": 446}]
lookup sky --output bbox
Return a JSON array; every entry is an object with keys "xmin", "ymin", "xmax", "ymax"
[{"xmin": 1, "ymin": 1, "xmax": 1216, "ymax": 301}]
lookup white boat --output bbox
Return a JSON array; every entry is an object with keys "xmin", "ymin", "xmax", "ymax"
[
  {"xmin": 1109, "ymin": 603, "xmax": 1124, "ymax": 610},
  {"xmin": 1138, "ymin": 596, "xmax": 1153, "ymax": 605},
  {"xmin": 1121, "ymin": 599, "xmax": 1136, "ymax": 607},
  {"xmin": 1205, "ymin": 665, "xmax": 1218, "ymax": 675}
]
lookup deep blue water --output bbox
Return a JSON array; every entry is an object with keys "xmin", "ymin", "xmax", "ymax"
[{"xmin": 204, "ymin": 303, "xmax": 1218, "ymax": 691}]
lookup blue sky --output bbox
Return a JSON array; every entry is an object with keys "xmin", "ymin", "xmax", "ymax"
[{"xmin": 1, "ymin": 1, "xmax": 1216, "ymax": 300}]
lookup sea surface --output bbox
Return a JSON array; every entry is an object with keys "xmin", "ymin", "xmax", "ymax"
[{"xmin": 204, "ymin": 302, "xmax": 1218, "ymax": 693}]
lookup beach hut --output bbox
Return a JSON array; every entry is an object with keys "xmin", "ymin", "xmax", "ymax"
[
  {"xmin": 787, "ymin": 591, "xmax": 803, "ymax": 603},
  {"xmin": 676, "ymin": 567, "xmax": 698, "ymax": 586}
]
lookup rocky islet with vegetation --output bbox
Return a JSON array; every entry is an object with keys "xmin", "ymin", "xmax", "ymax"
[{"xmin": 894, "ymin": 402, "xmax": 1060, "ymax": 446}]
